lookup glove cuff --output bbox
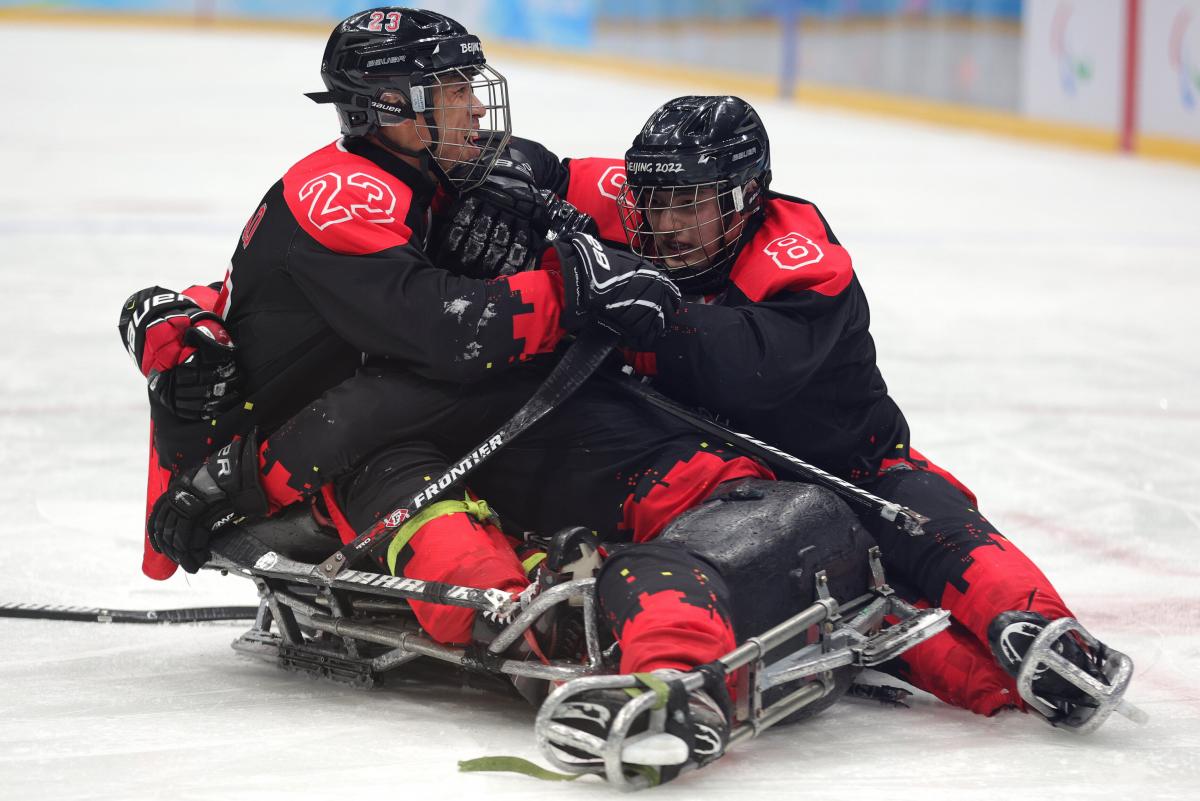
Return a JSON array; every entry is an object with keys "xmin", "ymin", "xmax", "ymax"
[
  {"xmin": 547, "ymin": 237, "xmax": 590, "ymax": 332},
  {"xmin": 204, "ymin": 429, "xmax": 269, "ymax": 519}
]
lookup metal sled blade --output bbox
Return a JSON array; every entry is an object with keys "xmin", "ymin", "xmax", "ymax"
[
  {"xmin": 858, "ymin": 606, "xmax": 951, "ymax": 666},
  {"xmin": 534, "ymin": 561, "xmax": 952, "ymax": 789},
  {"xmin": 761, "ymin": 604, "xmax": 950, "ymax": 690},
  {"xmin": 1015, "ymin": 617, "xmax": 1147, "ymax": 733}
]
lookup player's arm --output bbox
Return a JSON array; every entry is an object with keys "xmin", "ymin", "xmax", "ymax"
[
  {"xmin": 506, "ymin": 137, "xmax": 629, "ymax": 241},
  {"xmin": 635, "ymin": 287, "xmax": 856, "ymax": 415},
  {"xmin": 285, "ymin": 232, "xmax": 573, "ymax": 384}
]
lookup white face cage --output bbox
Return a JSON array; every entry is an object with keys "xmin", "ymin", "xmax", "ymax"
[
  {"xmin": 616, "ymin": 181, "xmax": 751, "ymax": 287},
  {"xmin": 378, "ymin": 63, "xmax": 511, "ymax": 191}
]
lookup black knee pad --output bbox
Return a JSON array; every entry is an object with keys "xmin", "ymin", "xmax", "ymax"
[{"xmin": 656, "ymin": 479, "xmax": 875, "ymax": 639}]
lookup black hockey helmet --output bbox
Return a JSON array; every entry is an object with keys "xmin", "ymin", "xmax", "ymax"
[
  {"xmin": 306, "ymin": 7, "xmax": 510, "ymax": 191},
  {"xmin": 618, "ymin": 96, "xmax": 771, "ymax": 293}
]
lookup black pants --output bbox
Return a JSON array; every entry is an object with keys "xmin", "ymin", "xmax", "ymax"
[
  {"xmin": 259, "ymin": 360, "xmax": 769, "ymax": 542},
  {"xmin": 856, "ymin": 466, "xmax": 1071, "ymax": 647}
]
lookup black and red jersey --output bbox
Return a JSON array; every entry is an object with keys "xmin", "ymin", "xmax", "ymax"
[
  {"xmin": 216, "ymin": 136, "xmax": 571, "ymax": 433},
  {"xmin": 626, "ymin": 192, "xmax": 910, "ymax": 481}
]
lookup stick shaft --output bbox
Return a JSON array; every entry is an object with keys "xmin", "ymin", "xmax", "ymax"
[{"xmin": 316, "ymin": 328, "xmax": 617, "ymax": 580}]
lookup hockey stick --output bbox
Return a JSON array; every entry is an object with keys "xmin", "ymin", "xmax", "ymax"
[
  {"xmin": 315, "ymin": 326, "xmax": 618, "ymax": 581},
  {"xmin": 0, "ymin": 602, "xmax": 258, "ymax": 624},
  {"xmin": 211, "ymin": 530, "xmax": 524, "ymax": 619},
  {"xmin": 608, "ymin": 374, "xmax": 929, "ymax": 535}
]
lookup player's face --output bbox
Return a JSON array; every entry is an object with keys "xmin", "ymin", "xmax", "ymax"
[
  {"xmin": 644, "ymin": 186, "xmax": 732, "ymax": 272},
  {"xmin": 373, "ymin": 77, "xmax": 485, "ymax": 171},
  {"xmin": 424, "ymin": 74, "xmax": 485, "ymax": 165}
]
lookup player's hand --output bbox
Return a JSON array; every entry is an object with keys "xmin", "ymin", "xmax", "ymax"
[
  {"xmin": 553, "ymin": 232, "xmax": 681, "ymax": 349},
  {"xmin": 148, "ymin": 435, "xmax": 267, "ymax": 573},
  {"xmin": 149, "ymin": 323, "xmax": 242, "ymax": 421},
  {"xmin": 148, "ymin": 468, "xmax": 233, "ymax": 573},
  {"xmin": 119, "ymin": 287, "xmax": 243, "ymax": 420},
  {"xmin": 541, "ymin": 190, "xmax": 594, "ymax": 241},
  {"xmin": 432, "ymin": 165, "xmax": 594, "ymax": 279}
]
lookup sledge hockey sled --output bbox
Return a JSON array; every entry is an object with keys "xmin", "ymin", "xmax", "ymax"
[{"xmin": 205, "ymin": 484, "xmax": 952, "ymax": 789}]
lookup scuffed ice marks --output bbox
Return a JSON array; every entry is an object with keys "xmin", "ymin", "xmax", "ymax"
[
  {"xmin": 479, "ymin": 301, "xmax": 497, "ymax": 327},
  {"xmin": 443, "ymin": 296, "xmax": 472, "ymax": 322},
  {"xmin": 442, "ymin": 295, "xmax": 484, "ymax": 361},
  {"xmin": 448, "ymin": 299, "xmax": 497, "ymax": 362}
]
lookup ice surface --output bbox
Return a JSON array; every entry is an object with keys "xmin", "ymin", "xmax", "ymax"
[{"xmin": 1, "ymin": 22, "xmax": 1198, "ymax": 801}]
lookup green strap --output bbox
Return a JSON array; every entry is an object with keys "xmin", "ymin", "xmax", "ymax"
[
  {"xmin": 460, "ymin": 675, "xmax": 674, "ymax": 788},
  {"xmin": 521, "ymin": 551, "xmax": 547, "ymax": 575},
  {"xmin": 631, "ymin": 672, "xmax": 672, "ymax": 709},
  {"xmin": 458, "ymin": 756, "xmax": 583, "ymax": 782},
  {"xmin": 386, "ymin": 495, "xmax": 495, "ymax": 574},
  {"xmin": 458, "ymin": 757, "xmax": 660, "ymax": 787}
]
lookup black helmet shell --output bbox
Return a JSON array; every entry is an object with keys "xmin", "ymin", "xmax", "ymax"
[
  {"xmin": 619, "ymin": 96, "xmax": 772, "ymax": 293},
  {"xmin": 315, "ymin": 8, "xmax": 489, "ymax": 136},
  {"xmin": 624, "ymin": 95, "xmax": 771, "ymax": 190}
]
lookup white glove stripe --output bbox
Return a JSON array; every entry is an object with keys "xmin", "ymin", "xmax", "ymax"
[
  {"xmin": 603, "ymin": 298, "xmax": 666, "ymax": 326},
  {"xmin": 604, "ymin": 298, "xmax": 662, "ymax": 312}
]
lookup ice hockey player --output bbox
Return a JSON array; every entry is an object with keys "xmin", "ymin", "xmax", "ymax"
[
  {"xmin": 125, "ymin": 9, "xmax": 781, "ymax": 782},
  {"xmin": 583, "ymin": 94, "xmax": 1131, "ymax": 732}
]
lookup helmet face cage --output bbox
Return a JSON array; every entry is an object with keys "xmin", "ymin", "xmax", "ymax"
[
  {"xmin": 314, "ymin": 9, "xmax": 512, "ymax": 192},
  {"xmin": 375, "ymin": 63, "xmax": 510, "ymax": 192},
  {"xmin": 617, "ymin": 179, "xmax": 751, "ymax": 291},
  {"xmin": 617, "ymin": 95, "xmax": 772, "ymax": 292}
]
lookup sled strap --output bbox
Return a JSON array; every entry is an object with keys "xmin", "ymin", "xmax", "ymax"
[
  {"xmin": 458, "ymin": 756, "xmax": 584, "ymax": 782},
  {"xmin": 630, "ymin": 672, "xmax": 671, "ymax": 709},
  {"xmin": 458, "ymin": 757, "xmax": 660, "ymax": 786},
  {"xmin": 521, "ymin": 551, "xmax": 547, "ymax": 575},
  {"xmin": 385, "ymin": 495, "xmax": 495, "ymax": 574}
]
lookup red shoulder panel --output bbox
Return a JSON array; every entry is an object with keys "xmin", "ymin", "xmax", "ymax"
[
  {"xmin": 564, "ymin": 157, "xmax": 628, "ymax": 243},
  {"xmin": 729, "ymin": 198, "xmax": 854, "ymax": 303},
  {"xmin": 282, "ymin": 140, "xmax": 415, "ymax": 256}
]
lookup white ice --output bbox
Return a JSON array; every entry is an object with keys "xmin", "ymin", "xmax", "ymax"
[{"xmin": 1, "ymin": 22, "xmax": 1198, "ymax": 801}]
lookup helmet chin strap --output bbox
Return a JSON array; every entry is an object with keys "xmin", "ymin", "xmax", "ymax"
[
  {"xmin": 417, "ymin": 109, "xmax": 461, "ymax": 195},
  {"xmin": 365, "ymin": 81, "xmax": 459, "ymax": 194},
  {"xmin": 369, "ymin": 111, "xmax": 458, "ymax": 195}
]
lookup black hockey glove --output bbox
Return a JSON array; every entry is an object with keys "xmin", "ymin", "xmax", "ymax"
[
  {"xmin": 542, "ymin": 191, "xmax": 595, "ymax": 241},
  {"xmin": 151, "ymin": 326, "xmax": 241, "ymax": 421},
  {"xmin": 148, "ymin": 434, "xmax": 268, "ymax": 573},
  {"xmin": 119, "ymin": 287, "xmax": 243, "ymax": 421},
  {"xmin": 553, "ymin": 232, "xmax": 681, "ymax": 350},
  {"xmin": 432, "ymin": 166, "xmax": 595, "ymax": 279}
]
